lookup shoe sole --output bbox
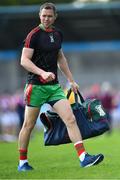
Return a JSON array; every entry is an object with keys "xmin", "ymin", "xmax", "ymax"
[
  {"xmin": 18, "ymin": 168, "xmax": 33, "ymax": 172},
  {"xmin": 84, "ymin": 154, "xmax": 104, "ymax": 168}
]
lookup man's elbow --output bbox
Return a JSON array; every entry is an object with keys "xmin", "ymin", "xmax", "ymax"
[{"xmin": 20, "ymin": 58, "xmax": 26, "ymax": 68}]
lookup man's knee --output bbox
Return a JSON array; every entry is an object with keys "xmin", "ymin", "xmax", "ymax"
[{"xmin": 22, "ymin": 121, "xmax": 35, "ymax": 132}]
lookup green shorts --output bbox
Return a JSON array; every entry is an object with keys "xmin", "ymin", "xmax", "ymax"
[{"xmin": 24, "ymin": 83, "xmax": 66, "ymax": 107}]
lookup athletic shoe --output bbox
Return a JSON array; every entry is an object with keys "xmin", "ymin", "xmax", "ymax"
[
  {"xmin": 80, "ymin": 153, "xmax": 104, "ymax": 167},
  {"xmin": 18, "ymin": 162, "xmax": 33, "ymax": 172}
]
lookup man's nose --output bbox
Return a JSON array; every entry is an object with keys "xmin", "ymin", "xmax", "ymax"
[{"xmin": 45, "ymin": 16, "xmax": 49, "ymax": 20}]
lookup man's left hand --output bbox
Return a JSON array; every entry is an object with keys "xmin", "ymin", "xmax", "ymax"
[{"xmin": 69, "ymin": 81, "xmax": 79, "ymax": 93}]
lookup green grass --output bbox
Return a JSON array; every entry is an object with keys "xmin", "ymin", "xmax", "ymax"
[{"xmin": 0, "ymin": 129, "xmax": 120, "ymax": 179}]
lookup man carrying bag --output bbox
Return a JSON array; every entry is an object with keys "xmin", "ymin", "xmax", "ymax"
[{"xmin": 40, "ymin": 89, "xmax": 110, "ymax": 145}]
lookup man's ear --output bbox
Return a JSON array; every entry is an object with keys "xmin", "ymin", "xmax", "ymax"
[{"xmin": 55, "ymin": 13, "xmax": 58, "ymax": 20}]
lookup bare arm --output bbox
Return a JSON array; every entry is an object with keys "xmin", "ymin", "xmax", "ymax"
[
  {"xmin": 57, "ymin": 49, "xmax": 79, "ymax": 92},
  {"xmin": 21, "ymin": 47, "xmax": 45, "ymax": 75},
  {"xmin": 20, "ymin": 47, "xmax": 55, "ymax": 82}
]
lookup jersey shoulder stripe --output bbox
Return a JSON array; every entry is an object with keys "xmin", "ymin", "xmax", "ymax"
[{"xmin": 25, "ymin": 26, "xmax": 40, "ymax": 48}]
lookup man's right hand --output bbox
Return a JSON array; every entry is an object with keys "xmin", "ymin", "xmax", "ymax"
[{"xmin": 39, "ymin": 71, "xmax": 55, "ymax": 83}]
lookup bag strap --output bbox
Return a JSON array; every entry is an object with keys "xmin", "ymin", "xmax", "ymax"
[
  {"xmin": 76, "ymin": 90, "xmax": 85, "ymax": 103},
  {"xmin": 66, "ymin": 88, "xmax": 72, "ymax": 99},
  {"xmin": 67, "ymin": 89, "xmax": 85, "ymax": 106}
]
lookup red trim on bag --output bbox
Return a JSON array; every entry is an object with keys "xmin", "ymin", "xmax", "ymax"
[{"xmin": 88, "ymin": 103, "xmax": 92, "ymax": 119}]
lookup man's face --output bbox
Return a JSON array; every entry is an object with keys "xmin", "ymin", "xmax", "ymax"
[{"xmin": 39, "ymin": 8, "xmax": 56, "ymax": 28}]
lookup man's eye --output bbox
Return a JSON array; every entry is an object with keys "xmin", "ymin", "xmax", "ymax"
[{"xmin": 42, "ymin": 15, "xmax": 53, "ymax": 18}]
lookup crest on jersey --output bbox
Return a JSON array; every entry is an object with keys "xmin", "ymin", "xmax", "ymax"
[{"xmin": 49, "ymin": 33, "xmax": 54, "ymax": 43}]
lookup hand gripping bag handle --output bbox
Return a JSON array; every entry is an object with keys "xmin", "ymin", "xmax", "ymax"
[{"xmin": 66, "ymin": 89, "xmax": 85, "ymax": 107}]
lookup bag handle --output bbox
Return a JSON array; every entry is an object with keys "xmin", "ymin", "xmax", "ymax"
[
  {"xmin": 67, "ymin": 88, "xmax": 85, "ymax": 106},
  {"xmin": 76, "ymin": 90, "xmax": 85, "ymax": 103}
]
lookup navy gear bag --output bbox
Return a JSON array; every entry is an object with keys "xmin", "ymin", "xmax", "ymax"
[{"xmin": 40, "ymin": 89, "xmax": 110, "ymax": 146}]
